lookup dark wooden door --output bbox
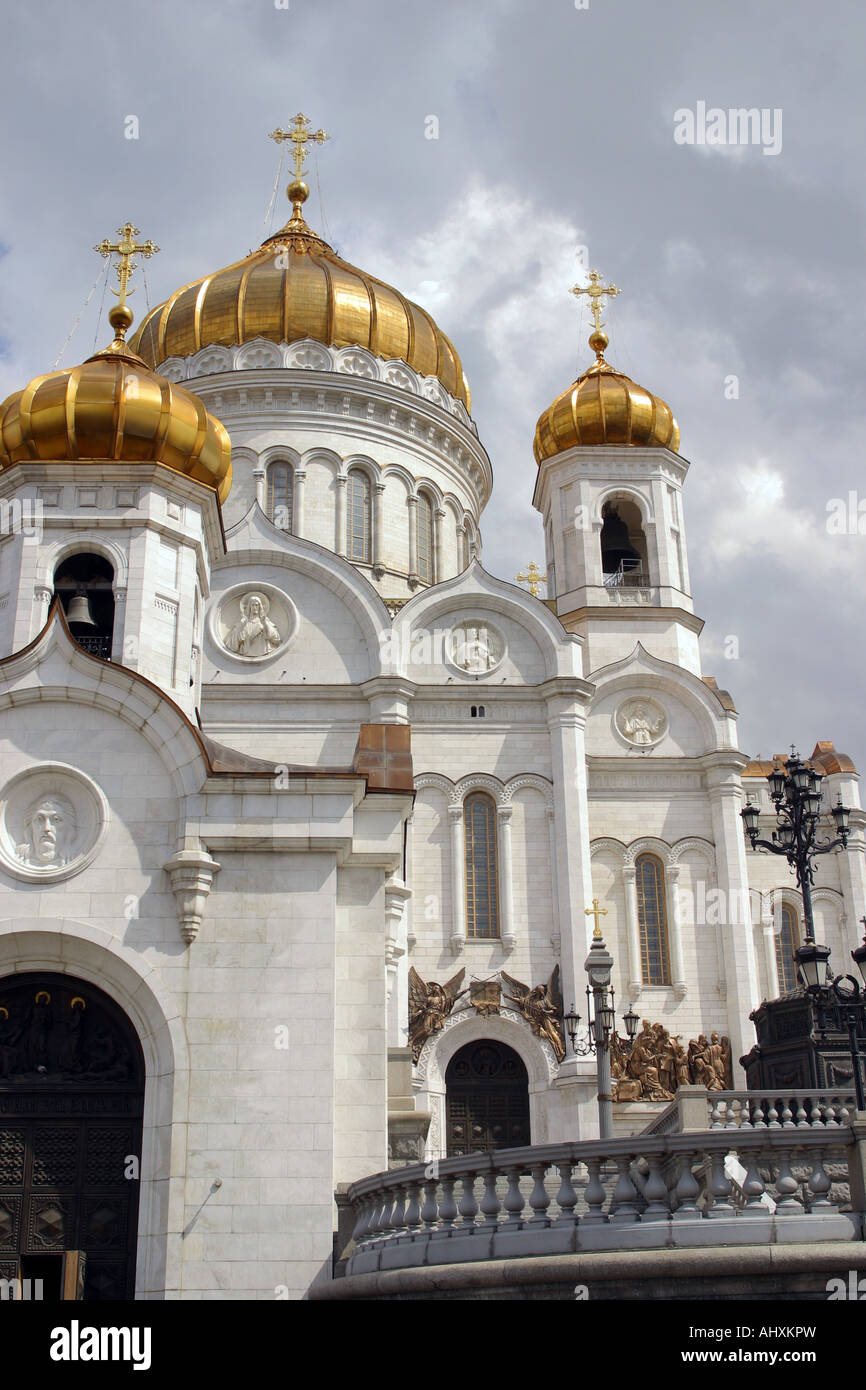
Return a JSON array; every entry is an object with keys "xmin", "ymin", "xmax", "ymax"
[
  {"xmin": 0, "ymin": 974, "xmax": 143, "ymax": 1300},
  {"xmin": 446, "ymin": 1041, "xmax": 530, "ymax": 1156}
]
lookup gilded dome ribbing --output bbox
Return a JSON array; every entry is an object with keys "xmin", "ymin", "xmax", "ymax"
[
  {"xmin": 130, "ymin": 193, "xmax": 471, "ymax": 409},
  {"xmin": 533, "ymin": 330, "xmax": 679, "ymax": 462},
  {"xmin": 0, "ymin": 306, "xmax": 232, "ymax": 502}
]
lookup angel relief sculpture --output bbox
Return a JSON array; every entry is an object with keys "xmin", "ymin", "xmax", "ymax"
[
  {"xmin": 408, "ymin": 966, "xmax": 467, "ymax": 1062},
  {"xmin": 502, "ymin": 966, "xmax": 566, "ymax": 1064}
]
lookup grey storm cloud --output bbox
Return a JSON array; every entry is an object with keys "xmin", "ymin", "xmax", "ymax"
[{"xmin": 1, "ymin": 0, "xmax": 864, "ymax": 773}]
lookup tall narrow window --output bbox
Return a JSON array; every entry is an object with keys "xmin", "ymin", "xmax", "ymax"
[
  {"xmin": 417, "ymin": 493, "xmax": 434, "ymax": 583},
  {"xmin": 464, "ymin": 792, "xmax": 499, "ymax": 939},
  {"xmin": 775, "ymin": 902, "xmax": 800, "ymax": 994},
  {"xmin": 635, "ymin": 853, "xmax": 671, "ymax": 986},
  {"xmin": 347, "ymin": 469, "xmax": 372, "ymax": 563},
  {"xmin": 266, "ymin": 461, "xmax": 293, "ymax": 532}
]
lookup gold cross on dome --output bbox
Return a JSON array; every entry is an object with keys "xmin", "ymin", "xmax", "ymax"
[
  {"xmin": 516, "ymin": 561, "xmax": 547, "ymax": 598},
  {"xmin": 585, "ymin": 898, "xmax": 608, "ymax": 940},
  {"xmin": 570, "ymin": 269, "xmax": 620, "ymax": 335},
  {"xmin": 93, "ymin": 223, "xmax": 160, "ymax": 312},
  {"xmin": 268, "ymin": 112, "xmax": 331, "ymax": 182}
]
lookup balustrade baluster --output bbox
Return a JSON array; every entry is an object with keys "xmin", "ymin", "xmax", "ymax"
[
  {"xmin": 807, "ymin": 1149, "xmax": 834, "ymax": 1210},
  {"xmin": 390, "ymin": 1184, "xmax": 408, "ymax": 1239},
  {"xmin": 457, "ymin": 1172, "xmax": 478, "ymax": 1232},
  {"xmin": 672, "ymin": 1152, "xmax": 701, "ymax": 1217},
  {"xmin": 420, "ymin": 1180, "xmax": 439, "ymax": 1235},
  {"xmin": 710, "ymin": 1098, "xmax": 725, "ymax": 1129},
  {"xmin": 404, "ymin": 1181, "xmax": 422, "ymax": 1237},
  {"xmin": 582, "ymin": 1159, "xmax": 608, "ymax": 1224},
  {"xmin": 438, "ymin": 1176, "xmax": 458, "ymax": 1233},
  {"xmin": 502, "ymin": 1166, "xmax": 526, "ymax": 1229},
  {"xmin": 795, "ymin": 1100, "xmax": 809, "ymax": 1128},
  {"xmin": 611, "ymin": 1155, "xmax": 640, "ymax": 1224},
  {"xmin": 642, "ymin": 1154, "xmax": 670, "ymax": 1220},
  {"xmin": 825, "ymin": 1103, "xmax": 838, "ymax": 1127},
  {"xmin": 767, "ymin": 1099, "xmax": 780, "ymax": 1128},
  {"xmin": 739, "ymin": 1152, "xmax": 767, "ymax": 1214},
  {"xmin": 528, "ymin": 1163, "xmax": 551, "ymax": 1226},
  {"xmin": 480, "ymin": 1169, "xmax": 501, "ymax": 1226},
  {"xmin": 705, "ymin": 1149, "xmax": 735, "ymax": 1216},
  {"xmin": 352, "ymin": 1196, "xmax": 373, "ymax": 1248},
  {"xmin": 780, "ymin": 1099, "xmax": 795, "ymax": 1128},
  {"xmin": 555, "ymin": 1161, "xmax": 578, "ymax": 1224},
  {"xmin": 773, "ymin": 1148, "xmax": 804, "ymax": 1212},
  {"xmin": 751, "ymin": 1098, "xmax": 768, "ymax": 1129},
  {"xmin": 726, "ymin": 1101, "xmax": 740, "ymax": 1130}
]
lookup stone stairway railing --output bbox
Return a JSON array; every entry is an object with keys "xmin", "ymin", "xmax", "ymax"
[
  {"xmin": 343, "ymin": 1122, "xmax": 863, "ymax": 1277},
  {"xmin": 642, "ymin": 1086, "xmax": 857, "ymax": 1135}
]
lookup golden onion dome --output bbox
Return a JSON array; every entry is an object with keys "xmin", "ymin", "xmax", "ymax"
[
  {"xmin": 129, "ymin": 182, "xmax": 471, "ymax": 409},
  {"xmin": 0, "ymin": 304, "xmax": 232, "ymax": 502},
  {"xmin": 533, "ymin": 330, "xmax": 679, "ymax": 463}
]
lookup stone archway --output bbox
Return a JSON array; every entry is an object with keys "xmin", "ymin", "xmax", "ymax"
[{"xmin": 0, "ymin": 972, "xmax": 144, "ymax": 1300}]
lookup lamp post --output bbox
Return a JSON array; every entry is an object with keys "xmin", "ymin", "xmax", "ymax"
[
  {"xmin": 561, "ymin": 926, "xmax": 637, "ymax": 1139},
  {"xmin": 741, "ymin": 748, "xmax": 851, "ymax": 943}
]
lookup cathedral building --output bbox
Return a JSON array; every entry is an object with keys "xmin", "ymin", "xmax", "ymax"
[{"xmin": 0, "ymin": 118, "xmax": 862, "ymax": 1300}]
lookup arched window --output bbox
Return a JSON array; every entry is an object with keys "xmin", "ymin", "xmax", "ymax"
[
  {"xmin": 53, "ymin": 552, "xmax": 115, "ymax": 661},
  {"xmin": 635, "ymin": 853, "xmax": 671, "ymax": 986},
  {"xmin": 601, "ymin": 498, "xmax": 649, "ymax": 589},
  {"xmin": 416, "ymin": 492, "xmax": 434, "ymax": 584},
  {"xmin": 775, "ymin": 901, "xmax": 800, "ymax": 994},
  {"xmin": 464, "ymin": 791, "xmax": 499, "ymax": 939},
  {"xmin": 266, "ymin": 461, "xmax": 293, "ymax": 532},
  {"xmin": 347, "ymin": 469, "xmax": 372, "ymax": 563}
]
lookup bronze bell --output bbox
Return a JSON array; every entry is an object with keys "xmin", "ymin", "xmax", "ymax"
[{"xmin": 66, "ymin": 585, "xmax": 97, "ymax": 628}]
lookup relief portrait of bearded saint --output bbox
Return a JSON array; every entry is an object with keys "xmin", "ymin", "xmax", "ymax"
[
  {"xmin": 224, "ymin": 592, "xmax": 283, "ymax": 658},
  {"xmin": 408, "ymin": 967, "xmax": 467, "ymax": 1062}
]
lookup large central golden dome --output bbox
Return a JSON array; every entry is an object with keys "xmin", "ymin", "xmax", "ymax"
[{"xmin": 131, "ymin": 188, "xmax": 470, "ymax": 408}]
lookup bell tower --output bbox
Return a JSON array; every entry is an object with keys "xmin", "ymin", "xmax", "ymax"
[{"xmin": 532, "ymin": 271, "xmax": 701, "ymax": 677}]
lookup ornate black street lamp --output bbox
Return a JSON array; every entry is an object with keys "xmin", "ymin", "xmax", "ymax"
[
  {"xmin": 563, "ymin": 968, "xmax": 639, "ymax": 1140},
  {"xmin": 741, "ymin": 748, "xmax": 851, "ymax": 943}
]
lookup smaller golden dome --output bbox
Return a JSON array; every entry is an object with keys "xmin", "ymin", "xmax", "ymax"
[
  {"xmin": 0, "ymin": 306, "xmax": 232, "ymax": 501},
  {"xmin": 534, "ymin": 335, "xmax": 679, "ymax": 463}
]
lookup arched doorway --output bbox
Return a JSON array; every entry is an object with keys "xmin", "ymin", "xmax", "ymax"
[
  {"xmin": 0, "ymin": 973, "xmax": 144, "ymax": 1300},
  {"xmin": 445, "ymin": 1040, "xmax": 530, "ymax": 1156}
]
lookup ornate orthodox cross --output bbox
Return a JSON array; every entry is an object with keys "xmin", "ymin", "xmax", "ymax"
[
  {"xmin": 268, "ymin": 112, "xmax": 331, "ymax": 182},
  {"xmin": 570, "ymin": 269, "xmax": 620, "ymax": 335},
  {"xmin": 585, "ymin": 898, "xmax": 609, "ymax": 940},
  {"xmin": 93, "ymin": 223, "xmax": 160, "ymax": 311},
  {"xmin": 516, "ymin": 561, "xmax": 546, "ymax": 597}
]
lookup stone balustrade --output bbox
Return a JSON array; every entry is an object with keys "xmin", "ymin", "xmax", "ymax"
[
  {"xmin": 343, "ymin": 1123, "xmax": 862, "ymax": 1277},
  {"xmin": 643, "ymin": 1086, "xmax": 857, "ymax": 1135}
]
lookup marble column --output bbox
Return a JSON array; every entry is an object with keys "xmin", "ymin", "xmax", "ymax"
[
  {"xmin": 448, "ymin": 803, "xmax": 465, "ymax": 954},
  {"xmin": 497, "ymin": 805, "xmax": 515, "ymax": 952}
]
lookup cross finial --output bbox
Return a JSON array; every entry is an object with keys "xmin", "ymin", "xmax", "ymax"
[
  {"xmin": 585, "ymin": 898, "xmax": 608, "ymax": 941},
  {"xmin": 516, "ymin": 561, "xmax": 547, "ymax": 598},
  {"xmin": 269, "ymin": 113, "xmax": 331, "ymax": 223},
  {"xmin": 570, "ymin": 270, "xmax": 620, "ymax": 361},
  {"xmin": 93, "ymin": 223, "xmax": 159, "ymax": 338}
]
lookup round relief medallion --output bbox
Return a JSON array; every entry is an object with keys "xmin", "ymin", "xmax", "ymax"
[
  {"xmin": 614, "ymin": 696, "xmax": 668, "ymax": 749},
  {"xmin": 210, "ymin": 583, "xmax": 297, "ymax": 663},
  {"xmin": 0, "ymin": 764, "xmax": 109, "ymax": 883},
  {"xmin": 446, "ymin": 620, "xmax": 506, "ymax": 676}
]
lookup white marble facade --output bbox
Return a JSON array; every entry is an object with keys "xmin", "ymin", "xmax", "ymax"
[{"xmin": 0, "ymin": 325, "xmax": 864, "ymax": 1303}]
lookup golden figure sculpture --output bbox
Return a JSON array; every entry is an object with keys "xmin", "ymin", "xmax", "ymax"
[
  {"xmin": 502, "ymin": 966, "xmax": 565, "ymax": 1063},
  {"xmin": 612, "ymin": 1019, "xmax": 734, "ymax": 1101},
  {"xmin": 407, "ymin": 967, "xmax": 467, "ymax": 1063}
]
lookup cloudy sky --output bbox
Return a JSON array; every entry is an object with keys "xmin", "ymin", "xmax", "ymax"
[{"xmin": 2, "ymin": 0, "xmax": 864, "ymax": 773}]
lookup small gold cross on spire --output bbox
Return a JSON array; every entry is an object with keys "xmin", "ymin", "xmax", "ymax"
[
  {"xmin": 570, "ymin": 269, "xmax": 620, "ymax": 336},
  {"xmin": 516, "ymin": 561, "xmax": 546, "ymax": 598},
  {"xmin": 269, "ymin": 112, "xmax": 331, "ymax": 181},
  {"xmin": 585, "ymin": 898, "xmax": 608, "ymax": 941},
  {"xmin": 93, "ymin": 223, "xmax": 160, "ymax": 317}
]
